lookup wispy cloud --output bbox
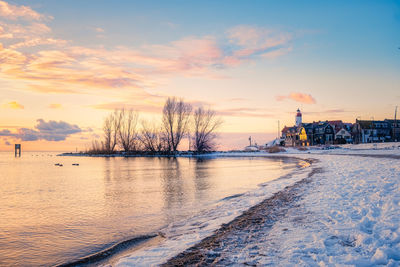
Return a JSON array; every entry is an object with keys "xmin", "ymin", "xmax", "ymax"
[
  {"xmin": 0, "ymin": 119, "xmax": 81, "ymax": 141},
  {"xmin": 227, "ymin": 25, "xmax": 292, "ymax": 60},
  {"xmin": 0, "ymin": 0, "xmax": 49, "ymax": 21},
  {"xmin": 95, "ymin": 27, "xmax": 104, "ymax": 33},
  {"xmin": 9, "ymin": 38, "xmax": 67, "ymax": 49},
  {"xmin": 0, "ymin": 0, "xmax": 296, "ymax": 117},
  {"xmin": 2, "ymin": 101, "xmax": 24, "ymax": 109},
  {"xmin": 302, "ymin": 109, "xmax": 349, "ymax": 115},
  {"xmin": 276, "ymin": 92, "xmax": 316, "ymax": 104},
  {"xmin": 216, "ymin": 107, "xmax": 274, "ymax": 118}
]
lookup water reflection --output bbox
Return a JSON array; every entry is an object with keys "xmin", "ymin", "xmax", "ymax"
[{"xmin": 193, "ymin": 158, "xmax": 212, "ymax": 202}]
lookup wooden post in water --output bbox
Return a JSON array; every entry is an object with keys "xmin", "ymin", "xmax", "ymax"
[{"xmin": 15, "ymin": 144, "xmax": 21, "ymax": 157}]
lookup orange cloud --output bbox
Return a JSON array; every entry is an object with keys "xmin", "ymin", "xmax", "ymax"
[
  {"xmin": 3, "ymin": 101, "xmax": 24, "ymax": 109},
  {"xmin": 276, "ymin": 92, "xmax": 316, "ymax": 104},
  {"xmin": 10, "ymin": 38, "xmax": 67, "ymax": 49},
  {"xmin": 48, "ymin": 103, "xmax": 62, "ymax": 109}
]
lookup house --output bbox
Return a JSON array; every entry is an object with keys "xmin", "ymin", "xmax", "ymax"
[
  {"xmin": 335, "ymin": 128, "xmax": 352, "ymax": 143},
  {"xmin": 328, "ymin": 120, "xmax": 353, "ymax": 143},
  {"xmin": 281, "ymin": 126, "xmax": 298, "ymax": 147},
  {"xmin": 355, "ymin": 120, "xmax": 391, "ymax": 143},
  {"xmin": 313, "ymin": 121, "xmax": 334, "ymax": 145},
  {"xmin": 384, "ymin": 119, "xmax": 400, "ymax": 141},
  {"xmin": 282, "ymin": 110, "xmax": 336, "ymax": 146},
  {"xmin": 297, "ymin": 123, "xmax": 315, "ymax": 146},
  {"xmin": 282, "ymin": 109, "xmax": 309, "ymax": 146}
]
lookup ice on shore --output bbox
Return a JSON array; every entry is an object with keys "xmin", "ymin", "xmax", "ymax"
[
  {"xmin": 116, "ymin": 159, "xmax": 313, "ymax": 266},
  {"xmin": 226, "ymin": 153, "xmax": 400, "ymax": 266},
  {"xmin": 117, "ymin": 143, "xmax": 400, "ymax": 266}
]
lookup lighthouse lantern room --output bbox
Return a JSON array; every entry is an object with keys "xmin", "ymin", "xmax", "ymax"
[{"xmin": 295, "ymin": 108, "xmax": 302, "ymax": 126}]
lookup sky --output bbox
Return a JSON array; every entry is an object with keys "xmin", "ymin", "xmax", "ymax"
[{"xmin": 0, "ymin": 0, "xmax": 399, "ymax": 151}]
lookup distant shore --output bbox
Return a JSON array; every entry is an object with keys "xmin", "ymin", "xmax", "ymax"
[{"xmin": 58, "ymin": 150, "xmax": 274, "ymax": 158}]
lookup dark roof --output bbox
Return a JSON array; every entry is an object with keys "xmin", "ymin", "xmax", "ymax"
[
  {"xmin": 281, "ymin": 126, "xmax": 297, "ymax": 133},
  {"xmin": 327, "ymin": 120, "xmax": 343, "ymax": 126},
  {"xmin": 357, "ymin": 120, "xmax": 390, "ymax": 129},
  {"xmin": 357, "ymin": 120, "xmax": 374, "ymax": 129}
]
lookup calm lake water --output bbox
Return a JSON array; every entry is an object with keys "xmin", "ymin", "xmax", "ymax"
[{"xmin": 0, "ymin": 152, "xmax": 296, "ymax": 266}]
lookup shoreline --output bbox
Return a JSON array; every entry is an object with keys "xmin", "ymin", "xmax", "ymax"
[
  {"xmin": 56, "ymin": 147, "xmax": 400, "ymax": 266},
  {"xmin": 159, "ymin": 151, "xmax": 400, "ymax": 265},
  {"xmin": 53, "ymin": 154, "xmax": 310, "ymax": 267},
  {"xmin": 58, "ymin": 151, "xmax": 273, "ymax": 158},
  {"xmin": 114, "ymin": 156, "xmax": 315, "ymax": 266},
  {"xmin": 161, "ymin": 159, "xmax": 321, "ymax": 266}
]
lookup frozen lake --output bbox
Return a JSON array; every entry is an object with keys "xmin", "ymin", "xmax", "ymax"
[{"xmin": 0, "ymin": 152, "xmax": 297, "ymax": 266}]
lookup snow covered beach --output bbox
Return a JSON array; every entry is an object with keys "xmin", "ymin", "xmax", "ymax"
[{"xmin": 115, "ymin": 143, "xmax": 400, "ymax": 266}]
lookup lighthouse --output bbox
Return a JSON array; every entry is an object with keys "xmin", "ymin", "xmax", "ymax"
[{"xmin": 295, "ymin": 108, "xmax": 302, "ymax": 126}]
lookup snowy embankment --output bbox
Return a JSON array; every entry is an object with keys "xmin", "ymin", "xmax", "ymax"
[
  {"xmin": 117, "ymin": 143, "xmax": 400, "ymax": 266},
  {"xmin": 182, "ymin": 153, "xmax": 399, "ymax": 266}
]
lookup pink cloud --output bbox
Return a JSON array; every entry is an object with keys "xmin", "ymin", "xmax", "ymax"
[
  {"xmin": 227, "ymin": 25, "xmax": 292, "ymax": 59},
  {"xmin": 0, "ymin": 1, "xmax": 295, "ymax": 115},
  {"xmin": 0, "ymin": 0, "xmax": 48, "ymax": 20},
  {"xmin": 276, "ymin": 92, "xmax": 316, "ymax": 104}
]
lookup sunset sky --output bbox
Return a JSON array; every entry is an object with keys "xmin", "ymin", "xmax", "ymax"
[{"xmin": 1, "ymin": 0, "xmax": 399, "ymax": 151}]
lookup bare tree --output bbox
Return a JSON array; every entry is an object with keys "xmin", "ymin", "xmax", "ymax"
[
  {"xmin": 118, "ymin": 108, "xmax": 139, "ymax": 152},
  {"xmin": 88, "ymin": 139, "xmax": 105, "ymax": 154},
  {"xmin": 102, "ymin": 110, "xmax": 121, "ymax": 153},
  {"xmin": 192, "ymin": 107, "xmax": 222, "ymax": 152},
  {"xmin": 103, "ymin": 115, "xmax": 113, "ymax": 153},
  {"xmin": 111, "ymin": 109, "xmax": 121, "ymax": 151},
  {"xmin": 162, "ymin": 97, "xmax": 192, "ymax": 153},
  {"xmin": 139, "ymin": 120, "xmax": 167, "ymax": 152}
]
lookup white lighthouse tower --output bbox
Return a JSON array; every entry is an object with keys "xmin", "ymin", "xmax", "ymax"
[{"xmin": 295, "ymin": 108, "xmax": 302, "ymax": 126}]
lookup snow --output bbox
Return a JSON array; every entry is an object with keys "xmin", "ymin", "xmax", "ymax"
[
  {"xmin": 231, "ymin": 153, "xmax": 400, "ymax": 266},
  {"xmin": 115, "ymin": 142, "xmax": 400, "ymax": 266}
]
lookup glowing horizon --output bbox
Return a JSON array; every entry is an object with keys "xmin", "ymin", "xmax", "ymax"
[{"xmin": 1, "ymin": 0, "xmax": 399, "ymax": 151}]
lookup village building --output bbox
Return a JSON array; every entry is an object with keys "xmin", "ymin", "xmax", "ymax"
[
  {"xmin": 335, "ymin": 128, "xmax": 352, "ymax": 143},
  {"xmin": 282, "ymin": 109, "xmax": 336, "ymax": 146},
  {"xmin": 281, "ymin": 109, "xmax": 399, "ymax": 146},
  {"xmin": 328, "ymin": 120, "xmax": 353, "ymax": 144},
  {"xmin": 281, "ymin": 125, "xmax": 298, "ymax": 147},
  {"xmin": 384, "ymin": 119, "xmax": 400, "ymax": 141},
  {"xmin": 313, "ymin": 121, "xmax": 335, "ymax": 145},
  {"xmin": 354, "ymin": 120, "xmax": 391, "ymax": 143},
  {"xmin": 281, "ymin": 110, "xmax": 356, "ymax": 146}
]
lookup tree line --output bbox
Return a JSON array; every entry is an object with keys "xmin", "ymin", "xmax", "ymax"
[{"xmin": 88, "ymin": 97, "xmax": 222, "ymax": 154}]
